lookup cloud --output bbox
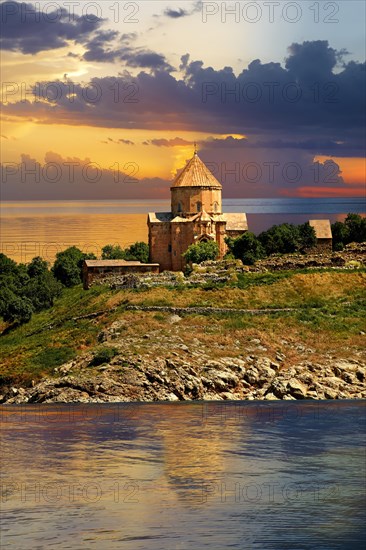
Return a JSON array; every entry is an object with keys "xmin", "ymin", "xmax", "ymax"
[
  {"xmin": 81, "ymin": 29, "xmax": 173, "ymax": 70},
  {"xmin": 1, "ymin": 152, "xmax": 169, "ymax": 200},
  {"xmin": 2, "ymin": 41, "xmax": 365, "ymax": 160},
  {"xmin": 0, "ymin": 1, "xmax": 102, "ymax": 54},
  {"xmin": 148, "ymin": 137, "xmax": 192, "ymax": 147},
  {"xmin": 119, "ymin": 50, "xmax": 173, "ymax": 71},
  {"xmin": 102, "ymin": 138, "xmax": 135, "ymax": 145},
  {"xmin": 162, "ymin": 2, "xmax": 202, "ymax": 19},
  {"xmin": 164, "ymin": 8, "xmax": 189, "ymax": 18}
]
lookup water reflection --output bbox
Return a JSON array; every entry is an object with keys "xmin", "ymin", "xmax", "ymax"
[{"xmin": 1, "ymin": 401, "xmax": 365, "ymax": 549}]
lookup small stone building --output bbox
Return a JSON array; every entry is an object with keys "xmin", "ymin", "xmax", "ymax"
[
  {"xmin": 83, "ymin": 260, "xmax": 159, "ymax": 289},
  {"xmin": 148, "ymin": 151, "xmax": 248, "ymax": 271},
  {"xmin": 309, "ymin": 219, "xmax": 333, "ymax": 252}
]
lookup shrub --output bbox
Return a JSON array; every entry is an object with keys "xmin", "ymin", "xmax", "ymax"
[
  {"xmin": 183, "ymin": 241, "xmax": 219, "ymax": 264},
  {"xmin": 102, "ymin": 244, "xmax": 125, "ymax": 260},
  {"xmin": 258, "ymin": 223, "xmax": 301, "ymax": 255},
  {"xmin": 2, "ymin": 295, "xmax": 33, "ymax": 325},
  {"xmin": 90, "ymin": 347, "xmax": 119, "ymax": 366},
  {"xmin": 53, "ymin": 246, "xmax": 96, "ymax": 287},
  {"xmin": 225, "ymin": 232, "xmax": 265, "ymax": 265},
  {"xmin": 332, "ymin": 214, "xmax": 366, "ymax": 250},
  {"xmin": 124, "ymin": 242, "xmax": 149, "ymax": 263},
  {"xmin": 23, "ymin": 272, "xmax": 63, "ymax": 312},
  {"xmin": 102, "ymin": 242, "xmax": 149, "ymax": 263},
  {"xmin": 298, "ymin": 222, "xmax": 317, "ymax": 250}
]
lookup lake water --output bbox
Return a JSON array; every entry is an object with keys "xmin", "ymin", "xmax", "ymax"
[
  {"xmin": 1, "ymin": 401, "xmax": 365, "ymax": 549},
  {"xmin": 1, "ymin": 198, "xmax": 365, "ymax": 263}
]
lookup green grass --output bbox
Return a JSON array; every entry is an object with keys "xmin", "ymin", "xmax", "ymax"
[{"xmin": 0, "ymin": 269, "xmax": 365, "ymax": 388}]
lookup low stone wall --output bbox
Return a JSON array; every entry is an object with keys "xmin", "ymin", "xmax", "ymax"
[
  {"xmin": 88, "ymin": 243, "xmax": 365, "ymax": 290},
  {"xmin": 83, "ymin": 263, "xmax": 159, "ymax": 289}
]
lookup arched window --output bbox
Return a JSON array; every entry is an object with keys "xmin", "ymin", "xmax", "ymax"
[
  {"xmin": 213, "ymin": 202, "xmax": 218, "ymax": 213},
  {"xmin": 196, "ymin": 201, "xmax": 202, "ymax": 212},
  {"xmin": 177, "ymin": 202, "xmax": 182, "ymax": 213}
]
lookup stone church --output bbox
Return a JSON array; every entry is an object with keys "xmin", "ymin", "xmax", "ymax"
[{"xmin": 148, "ymin": 151, "xmax": 248, "ymax": 271}]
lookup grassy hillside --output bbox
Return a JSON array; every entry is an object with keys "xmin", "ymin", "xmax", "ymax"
[{"xmin": 0, "ymin": 269, "xmax": 365, "ymax": 388}]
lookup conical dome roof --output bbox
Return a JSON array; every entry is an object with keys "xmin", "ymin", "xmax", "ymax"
[{"xmin": 171, "ymin": 153, "xmax": 222, "ymax": 188}]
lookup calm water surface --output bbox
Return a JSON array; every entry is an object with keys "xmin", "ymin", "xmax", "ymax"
[
  {"xmin": 1, "ymin": 401, "xmax": 365, "ymax": 549},
  {"xmin": 1, "ymin": 198, "xmax": 365, "ymax": 263}
]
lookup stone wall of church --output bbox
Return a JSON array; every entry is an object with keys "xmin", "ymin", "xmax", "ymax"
[
  {"xmin": 215, "ymin": 221, "xmax": 228, "ymax": 258},
  {"xmin": 148, "ymin": 222, "xmax": 172, "ymax": 272},
  {"xmin": 171, "ymin": 223, "xmax": 195, "ymax": 271},
  {"xmin": 171, "ymin": 187, "xmax": 222, "ymax": 217}
]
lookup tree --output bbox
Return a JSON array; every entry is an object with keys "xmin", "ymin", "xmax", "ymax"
[
  {"xmin": 298, "ymin": 222, "xmax": 317, "ymax": 250},
  {"xmin": 183, "ymin": 241, "xmax": 219, "ymax": 264},
  {"xmin": 23, "ymin": 272, "xmax": 63, "ymax": 312},
  {"xmin": 344, "ymin": 213, "xmax": 366, "ymax": 243},
  {"xmin": 102, "ymin": 242, "xmax": 149, "ymax": 263},
  {"xmin": 226, "ymin": 232, "xmax": 265, "ymax": 265},
  {"xmin": 27, "ymin": 256, "xmax": 49, "ymax": 278},
  {"xmin": 124, "ymin": 242, "xmax": 149, "ymax": 263},
  {"xmin": 258, "ymin": 224, "xmax": 301, "ymax": 255},
  {"xmin": 53, "ymin": 246, "xmax": 96, "ymax": 287},
  {"xmin": 2, "ymin": 295, "xmax": 33, "ymax": 325},
  {"xmin": 331, "ymin": 214, "xmax": 366, "ymax": 250},
  {"xmin": 331, "ymin": 221, "xmax": 349, "ymax": 250},
  {"xmin": 102, "ymin": 244, "xmax": 125, "ymax": 260}
]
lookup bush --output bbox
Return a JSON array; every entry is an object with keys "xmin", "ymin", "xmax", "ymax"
[
  {"xmin": 298, "ymin": 222, "xmax": 317, "ymax": 250},
  {"xmin": 23, "ymin": 272, "xmax": 63, "ymax": 312},
  {"xmin": 125, "ymin": 242, "xmax": 149, "ymax": 263},
  {"xmin": 27, "ymin": 256, "xmax": 49, "ymax": 278},
  {"xmin": 53, "ymin": 246, "xmax": 96, "ymax": 287},
  {"xmin": 2, "ymin": 295, "xmax": 33, "ymax": 325},
  {"xmin": 344, "ymin": 213, "xmax": 366, "ymax": 243},
  {"xmin": 0, "ymin": 253, "xmax": 65, "ymax": 325},
  {"xmin": 102, "ymin": 242, "xmax": 149, "ymax": 263},
  {"xmin": 225, "ymin": 232, "xmax": 265, "ymax": 265},
  {"xmin": 183, "ymin": 241, "xmax": 219, "ymax": 264},
  {"xmin": 90, "ymin": 347, "xmax": 119, "ymax": 366},
  {"xmin": 102, "ymin": 244, "xmax": 125, "ymax": 260},
  {"xmin": 258, "ymin": 223, "xmax": 301, "ymax": 255},
  {"xmin": 332, "ymin": 214, "xmax": 366, "ymax": 250}
]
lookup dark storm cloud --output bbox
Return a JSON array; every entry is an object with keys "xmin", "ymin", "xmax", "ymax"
[
  {"xmin": 81, "ymin": 29, "xmax": 172, "ymax": 70},
  {"xmin": 2, "ymin": 41, "xmax": 365, "ymax": 158},
  {"xmin": 0, "ymin": 1, "xmax": 102, "ymax": 54},
  {"xmin": 119, "ymin": 51, "xmax": 173, "ymax": 71},
  {"xmin": 164, "ymin": 8, "xmax": 189, "ymax": 18},
  {"xmin": 82, "ymin": 30, "xmax": 120, "ymax": 63},
  {"xmin": 148, "ymin": 137, "xmax": 192, "ymax": 147}
]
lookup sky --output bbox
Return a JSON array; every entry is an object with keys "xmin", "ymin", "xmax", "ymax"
[{"xmin": 1, "ymin": 0, "xmax": 365, "ymax": 200}]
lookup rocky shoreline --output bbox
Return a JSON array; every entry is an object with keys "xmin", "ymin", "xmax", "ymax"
[{"xmin": 2, "ymin": 351, "xmax": 365, "ymax": 404}]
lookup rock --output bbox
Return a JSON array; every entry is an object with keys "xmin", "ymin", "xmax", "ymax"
[
  {"xmin": 264, "ymin": 393, "xmax": 279, "ymax": 400},
  {"xmin": 356, "ymin": 368, "xmax": 365, "ymax": 382},
  {"xmin": 341, "ymin": 372, "xmax": 359, "ymax": 385},
  {"xmin": 324, "ymin": 387, "xmax": 339, "ymax": 399},
  {"xmin": 287, "ymin": 378, "xmax": 308, "ymax": 399},
  {"xmin": 166, "ymin": 393, "xmax": 179, "ymax": 401},
  {"xmin": 168, "ymin": 314, "xmax": 182, "ymax": 324},
  {"xmin": 268, "ymin": 378, "xmax": 288, "ymax": 399},
  {"xmin": 244, "ymin": 367, "xmax": 259, "ymax": 385},
  {"xmin": 323, "ymin": 376, "xmax": 342, "ymax": 389},
  {"xmin": 179, "ymin": 344, "xmax": 189, "ymax": 352}
]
